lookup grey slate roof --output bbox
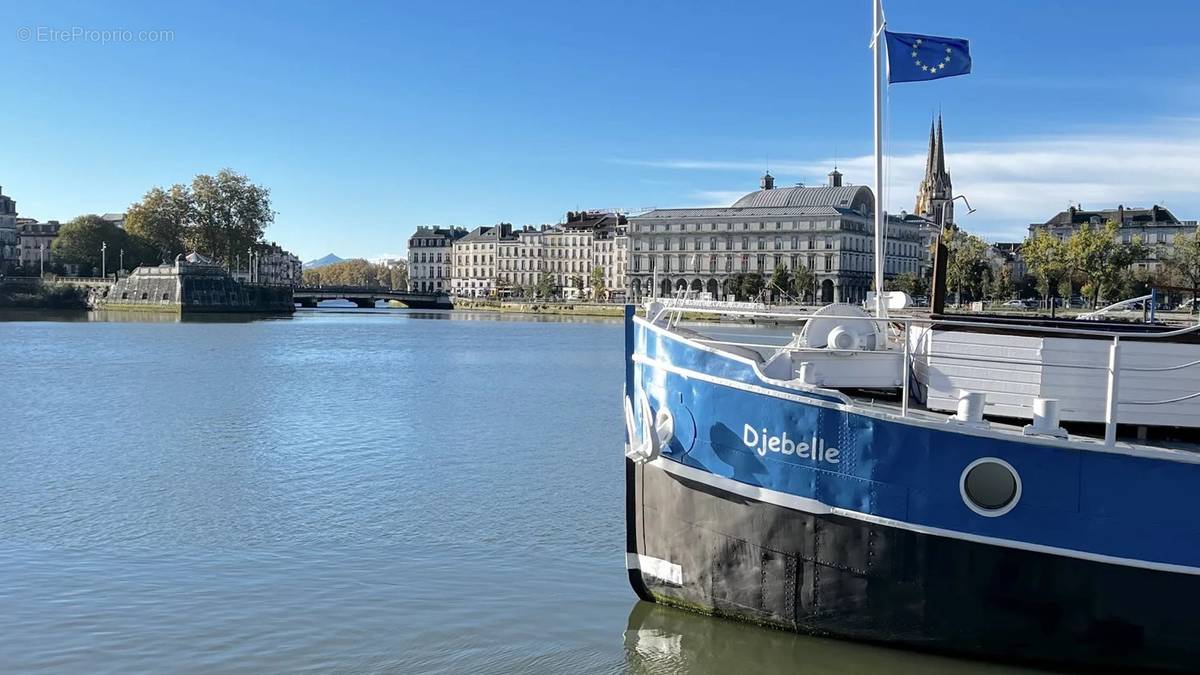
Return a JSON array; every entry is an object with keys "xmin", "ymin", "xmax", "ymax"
[
  {"xmin": 457, "ymin": 226, "xmax": 498, "ymax": 242},
  {"xmin": 632, "ymin": 205, "xmax": 859, "ymax": 219},
  {"xmin": 1043, "ymin": 205, "xmax": 1180, "ymax": 226},
  {"xmin": 731, "ymin": 185, "xmax": 871, "ymax": 209}
]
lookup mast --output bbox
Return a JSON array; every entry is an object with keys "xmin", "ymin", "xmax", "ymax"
[{"xmin": 871, "ymin": 0, "xmax": 887, "ymax": 320}]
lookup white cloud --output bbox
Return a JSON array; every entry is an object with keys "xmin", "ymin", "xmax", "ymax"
[
  {"xmin": 689, "ymin": 190, "xmax": 749, "ymax": 207},
  {"xmin": 370, "ymin": 253, "xmax": 408, "ymax": 263},
  {"xmin": 619, "ymin": 121, "xmax": 1200, "ymax": 241}
]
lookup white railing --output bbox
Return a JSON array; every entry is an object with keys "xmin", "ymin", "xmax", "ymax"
[
  {"xmin": 1079, "ymin": 294, "xmax": 1153, "ymax": 321},
  {"xmin": 645, "ymin": 301, "xmax": 1200, "ymax": 447}
]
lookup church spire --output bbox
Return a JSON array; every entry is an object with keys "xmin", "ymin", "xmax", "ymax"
[
  {"xmin": 926, "ymin": 118, "xmax": 937, "ymax": 176},
  {"xmin": 915, "ymin": 114, "xmax": 954, "ymax": 226},
  {"xmin": 935, "ymin": 114, "xmax": 947, "ymax": 175}
]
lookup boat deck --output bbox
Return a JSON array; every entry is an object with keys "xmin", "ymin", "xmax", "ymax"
[{"xmin": 681, "ymin": 321, "xmax": 1200, "ymax": 459}]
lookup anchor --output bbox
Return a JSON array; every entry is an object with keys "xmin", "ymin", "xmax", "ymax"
[{"xmin": 624, "ymin": 392, "xmax": 673, "ymax": 464}]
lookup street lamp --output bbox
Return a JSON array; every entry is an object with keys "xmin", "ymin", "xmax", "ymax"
[
  {"xmin": 101, "ymin": 241, "xmax": 107, "ymax": 279},
  {"xmin": 119, "ymin": 248, "xmax": 124, "ymax": 274},
  {"xmin": 931, "ymin": 194, "xmax": 976, "ymax": 314}
]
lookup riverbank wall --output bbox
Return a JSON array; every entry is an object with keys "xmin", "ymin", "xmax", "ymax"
[
  {"xmin": 97, "ymin": 261, "xmax": 294, "ymax": 314},
  {"xmin": 452, "ymin": 299, "xmax": 627, "ymax": 318},
  {"xmin": 0, "ymin": 279, "xmax": 89, "ymax": 309},
  {"xmin": 450, "ymin": 298, "xmax": 728, "ymax": 321}
]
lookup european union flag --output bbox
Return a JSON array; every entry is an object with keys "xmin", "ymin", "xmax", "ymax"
[{"xmin": 884, "ymin": 31, "xmax": 971, "ymax": 84}]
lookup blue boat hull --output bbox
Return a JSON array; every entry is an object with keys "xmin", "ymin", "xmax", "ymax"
[
  {"xmin": 623, "ymin": 309, "xmax": 1200, "ymax": 670},
  {"xmin": 627, "ymin": 456, "xmax": 1200, "ymax": 672}
]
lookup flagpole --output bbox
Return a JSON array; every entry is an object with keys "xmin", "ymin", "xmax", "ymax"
[{"xmin": 872, "ymin": 0, "xmax": 887, "ymax": 323}]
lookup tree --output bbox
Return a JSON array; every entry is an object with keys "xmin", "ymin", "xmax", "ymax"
[
  {"xmin": 987, "ymin": 263, "xmax": 1015, "ymax": 301},
  {"xmin": 740, "ymin": 273, "xmax": 765, "ymax": 301},
  {"xmin": 892, "ymin": 272, "xmax": 929, "ymax": 299},
  {"xmin": 1123, "ymin": 266, "xmax": 1165, "ymax": 303},
  {"xmin": 945, "ymin": 226, "xmax": 989, "ymax": 306},
  {"xmin": 791, "ymin": 264, "xmax": 816, "ymax": 303},
  {"xmin": 768, "ymin": 265, "xmax": 792, "ymax": 302},
  {"xmin": 51, "ymin": 215, "xmax": 128, "ymax": 276},
  {"xmin": 1167, "ymin": 228, "xmax": 1200, "ymax": 308},
  {"xmin": 300, "ymin": 259, "xmax": 407, "ymax": 289},
  {"xmin": 535, "ymin": 272, "xmax": 557, "ymax": 299},
  {"xmin": 187, "ymin": 169, "xmax": 274, "ymax": 267},
  {"xmin": 1065, "ymin": 221, "xmax": 1147, "ymax": 307},
  {"xmin": 1022, "ymin": 229, "xmax": 1070, "ymax": 308},
  {"xmin": 125, "ymin": 184, "xmax": 191, "ymax": 261},
  {"xmin": 388, "ymin": 260, "xmax": 409, "ymax": 290},
  {"xmin": 589, "ymin": 265, "xmax": 606, "ymax": 300}
]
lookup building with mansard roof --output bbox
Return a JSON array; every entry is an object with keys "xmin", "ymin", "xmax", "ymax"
[
  {"xmin": 408, "ymin": 226, "xmax": 466, "ymax": 293},
  {"xmin": 447, "ymin": 211, "xmax": 629, "ymax": 299},
  {"xmin": 0, "ymin": 185, "xmax": 17, "ymax": 272},
  {"xmin": 1029, "ymin": 204, "xmax": 1197, "ymax": 274},
  {"xmin": 626, "ymin": 169, "xmax": 924, "ymax": 304}
]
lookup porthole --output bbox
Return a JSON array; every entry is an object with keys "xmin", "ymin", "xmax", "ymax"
[{"xmin": 959, "ymin": 458, "xmax": 1021, "ymax": 517}]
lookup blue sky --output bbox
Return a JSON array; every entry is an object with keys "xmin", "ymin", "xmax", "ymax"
[{"xmin": 2, "ymin": 0, "xmax": 1198, "ymax": 260}]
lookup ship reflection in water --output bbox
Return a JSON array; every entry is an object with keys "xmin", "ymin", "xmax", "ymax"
[{"xmin": 624, "ymin": 602, "xmax": 1050, "ymax": 675}]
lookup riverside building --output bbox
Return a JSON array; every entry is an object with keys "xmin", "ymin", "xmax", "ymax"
[
  {"xmin": 1029, "ymin": 205, "xmax": 1197, "ymax": 274},
  {"xmin": 496, "ymin": 225, "xmax": 545, "ymax": 292},
  {"xmin": 445, "ymin": 212, "xmax": 629, "ymax": 299},
  {"xmin": 15, "ymin": 219, "xmax": 62, "ymax": 272},
  {"xmin": 542, "ymin": 211, "xmax": 628, "ymax": 299},
  {"xmin": 626, "ymin": 170, "xmax": 923, "ymax": 303},
  {"xmin": 0, "ymin": 186, "xmax": 17, "ymax": 272},
  {"xmin": 254, "ymin": 243, "xmax": 303, "ymax": 287},
  {"xmin": 452, "ymin": 225, "xmax": 504, "ymax": 297},
  {"xmin": 594, "ymin": 217, "xmax": 629, "ymax": 300},
  {"xmin": 407, "ymin": 226, "xmax": 466, "ymax": 293}
]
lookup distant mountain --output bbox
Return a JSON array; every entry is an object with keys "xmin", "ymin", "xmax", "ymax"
[{"xmin": 304, "ymin": 254, "xmax": 344, "ymax": 269}]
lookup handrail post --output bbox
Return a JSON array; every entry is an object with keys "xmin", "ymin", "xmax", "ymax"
[
  {"xmin": 1104, "ymin": 336, "xmax": 1121, "ymax": 447},
  {"xmin": 901, "ymin": 319, "xmax": 911, "ymax": 416}
]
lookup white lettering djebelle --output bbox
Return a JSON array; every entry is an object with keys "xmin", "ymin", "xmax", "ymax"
[{"xmin": 743, "ymin": 423, "xmax": 840, "ymax": 465}]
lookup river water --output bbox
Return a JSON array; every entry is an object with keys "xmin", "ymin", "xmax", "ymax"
[{"xmin": 0, "ymin": 308, "xmax": 1047, "ymax": 674}]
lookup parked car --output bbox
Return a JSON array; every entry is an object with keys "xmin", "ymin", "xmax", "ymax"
[
  {"xmin": 1182, "ymin": 298, "xmax": 1198, "ymax": 313},
  {"xmin": 1003, "ymin": 299, "xmax": 1029, "ymax": 310}
]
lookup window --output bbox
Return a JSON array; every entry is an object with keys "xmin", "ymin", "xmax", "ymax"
[{"xmin": 960, "ymin": 458, "xmax": 1021, "ymax": 517}]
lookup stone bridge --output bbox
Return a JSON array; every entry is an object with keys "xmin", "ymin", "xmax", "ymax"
[{"xmin": 293, "ymin": 286, "xmax": 454, "ymax": 309}]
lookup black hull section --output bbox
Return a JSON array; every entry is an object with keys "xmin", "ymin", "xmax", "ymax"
[{"xmin": 627, "ymin": 459, "xmax": 1200, "ymax": 673}]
